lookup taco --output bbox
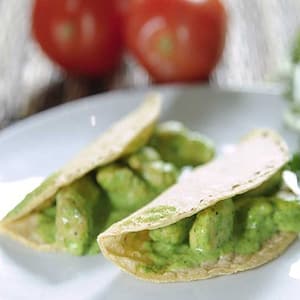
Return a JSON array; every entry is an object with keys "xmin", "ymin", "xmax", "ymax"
[
  {"xmin": 98, "ymin": 129, "xmax": 300, "ymax": 282},
  {"xmin": 0, "ymin": 94, "xmax": 215, "ymax": 256}
]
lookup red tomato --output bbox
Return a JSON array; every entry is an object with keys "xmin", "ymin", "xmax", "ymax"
[
  {"xmin": 115, "ymin": 0, "xmax": 132, "ymax": 35},
  {"xmin": 32, "ymin": 0, "xmax": 123, "ymax": 76},
  {"xmin": 125, "ymin": 0, "xmax": 227, "ymax": 82},
  {"xmin": 115, "ymin": 0, "xmax": 131, "ymax": 20}
]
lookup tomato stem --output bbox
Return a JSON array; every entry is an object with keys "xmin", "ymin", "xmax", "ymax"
[
  {"xmin": 56, "ymin": 22, "xmax": 75, "ymax": 42},
  {"xmin": 158, "ymin": 35, "xmax": 174, "ymax": 56}
]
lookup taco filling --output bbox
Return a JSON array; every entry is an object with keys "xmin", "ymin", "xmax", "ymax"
[
  {"xmin": 98, "ymin": 129, "xmax": 298, "ymax": 282},
  {"xmin": 140, "ymin": 171, "xmax": 300, "ymax": 273},
  {"xmin": 0, "ymin": 96, "xmax": 214, "ymax": 257},
  {"xmin": 35, "ymin": 124, "xmax": 213, "ymax": 256}
]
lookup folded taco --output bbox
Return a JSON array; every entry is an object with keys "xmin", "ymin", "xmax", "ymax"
[
  {"xmin": 98, "ymin": 129, "xmax": 300, "ymax": 282},
  {"xmin": 0, "ymin": 94, "xmax": 215, "ymax": 256}
]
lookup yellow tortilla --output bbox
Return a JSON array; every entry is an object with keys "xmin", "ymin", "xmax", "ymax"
[
  {"xmin": 0, "ymin": 94, "xmax": 161, "ymax": 251},
  {"xmin": 98, "ymin": 129, "xmax": 297, "ymax": 282}
]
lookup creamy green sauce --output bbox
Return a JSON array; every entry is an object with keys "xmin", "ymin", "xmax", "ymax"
[
  {"xmin": 150, "ymin": 122, "xmax": 215, "ymax": 167},
  {"xmin": 142, "ymin": 195, "xmax": 300, "ymax": 273},
  {"xmin": 37, "ymin": 206, "xmax": 56, "ymax": 244},
  {"xmin": 273, "ymin": 198, "xmax": 300, "ymax": 232},
  {"xmin": 144, "ymin": 241, "xmax": 235, "ymax": 273},
  {"xmin": 34, "ymin": 122, "xmax": 214, "ymax": 256}
]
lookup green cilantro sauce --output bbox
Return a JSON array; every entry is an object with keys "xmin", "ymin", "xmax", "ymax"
[
  {"xmin": 35, "ymin": 122, "xmax": 214, "ymax": 256},
  {"xmin": 141, "ymin": 193, "xmax": 300, "ymax": 273},
  {"xmin": 36, "ymin": 206, "xmax": 56, "ymax": 244}
]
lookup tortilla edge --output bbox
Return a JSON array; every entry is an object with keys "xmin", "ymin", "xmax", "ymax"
[
  {"xmin": 99, "ymin": 232, "xmax": 297, "ymax": 283},
  {"xmin": 0, "ymin": 221, "xmax": 59, "ymax": 253}
]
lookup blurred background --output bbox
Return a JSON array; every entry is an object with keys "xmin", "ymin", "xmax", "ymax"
[{"xmin": 0, "ymin": 0, "xmax": 300, "ymax": 129}]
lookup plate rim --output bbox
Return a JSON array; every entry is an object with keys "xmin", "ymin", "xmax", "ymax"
[{"xmin": 0, "ymin": 84, "xmax": 283, "ymax": 142}]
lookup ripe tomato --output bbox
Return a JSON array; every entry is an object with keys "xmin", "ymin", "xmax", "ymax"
[
  {"xmin": 115, "ymin": 0, "xmax": 131, "ymax": 20},
  {"xmin": 32, "ymin": 0, "xmax": 123, "ymax": 76},
  {"xmin": 125, "ymin": 0, "xmax": 227, "ymax": 82}
]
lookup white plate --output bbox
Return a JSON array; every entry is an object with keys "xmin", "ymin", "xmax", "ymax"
[{"xmin": 0, "ymin": 85, "xmax": 300, "ymax": 300}]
